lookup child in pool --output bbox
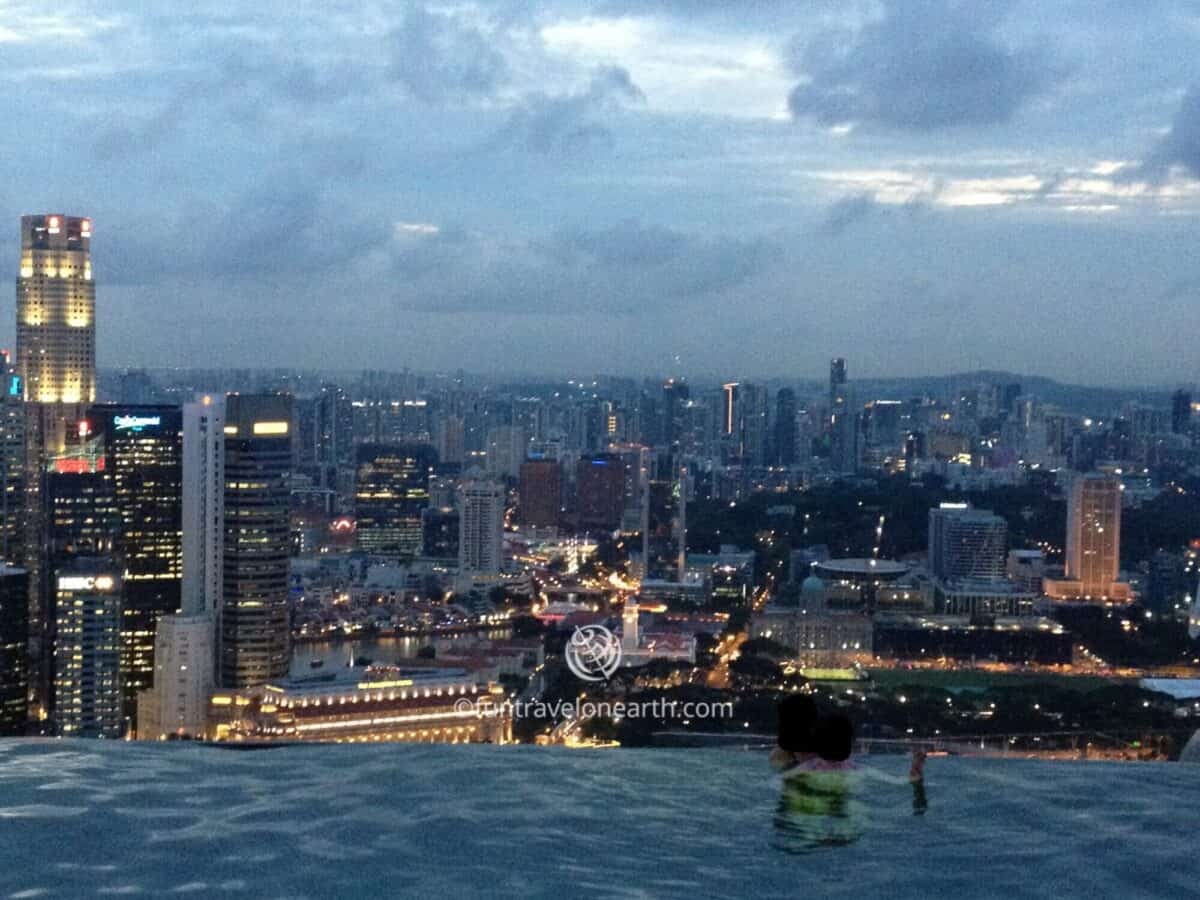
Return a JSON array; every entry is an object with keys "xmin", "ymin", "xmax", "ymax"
[
  {"xmin": 772, "ymin": 712, "xmax": 861, "ymax": 849},
  {"xmin": 769, "ymin": 693, "xmax": 819, "ymax": 772}
]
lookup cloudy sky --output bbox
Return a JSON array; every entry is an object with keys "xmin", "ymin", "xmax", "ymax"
[{"xmin": 1, "ymin": 0, "xmax": 1198, "ymax": 384}]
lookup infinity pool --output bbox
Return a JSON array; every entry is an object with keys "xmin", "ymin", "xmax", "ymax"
[{"xmin": 0, "ymin": 740, "xmax": 1195, "ymax": 899}]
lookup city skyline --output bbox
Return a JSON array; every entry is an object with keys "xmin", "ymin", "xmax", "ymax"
[{"xmin": 0, "ymin": 2, "xmax": 1199, "ymax": 383}]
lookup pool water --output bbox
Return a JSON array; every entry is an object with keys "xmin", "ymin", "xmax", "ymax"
[{"xmin": 0, "ymin": 740, "xmax": 1195, "ymax": 899}]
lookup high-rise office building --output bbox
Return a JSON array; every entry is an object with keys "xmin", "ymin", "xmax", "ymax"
[
  {"xmin": 16, "ymin": 215, "xmax": 95, "ymax": 406},
  {"xmin": 219, "ymin": 394, "xmax": 293, "ymax": 688},
  {"xmin": 774, "ymin": 388, "xmax": 797, "ymax": 466},
  {"xmin": 182, "ymin": 395, "xmax": 225, "ymax": 617},
  {"xmin": 1172, "ymin": 389, "xmax": 1193, "ymax": 436},
  {"xmin": 928, "ymin": 504, "xmax": 1008, "ymax": 582},
  {"xmin": 829, "ymin": 358, "xmax": 847, "ymax": 423},
  {"xmin": 829, "ymin": 358, "xmax": 857, "ymax": 474},
  {"xmin": 518, "ymin": 459, "xmax": 561, "ymax": 529},
  {"xmin": 54, "ymin": 559, "xmax": 123, "ymax": 737},
  {"xmin": 16, "ymin": 215, "xmax": 100, "ymax": 718},
  {"xmin": 136, "ymin": 613, "xmax": 213, "ymax": 740},
  {"xmin": 575, "ymin": 454, "xmax": 626, "ymax": 531},
  {"xmin": 42, "ymin": 422, "xmax": 118, "ymax": 709},
  {"xmin": 662, "ymin": 378, "xmax": 689, "ymax": 456},
  {"xmin": 1045, "ymin": 473, "xmax": 1132, "ymax": 602},
  {"xmin": 0, "ymin": 567, "xmax": 29, "ymax": 735},
  {"xmin": 0, "ymin": 353, "xmax": 25, "ymax": 566},
  {"xmin": 316, "ymin": 383, "xmax": 354, "ymax": 469},
  {"xmin": 354, "ymin": 443, "xmax": 437, "ymax": 554},
  {"xmin": 92, "ymin": 405, "xmax": 183, "ymax": 723},
  {"xmin": 486, "ymin": 425, "xmax": 526, "ymax": 480},
  {"xmin": 721, "ymin": 383, "xmax": 739, "ymax": 437},
  {"xmin": 435, "ymin": 415, "xmax": 466, "ymax": 467},
  {"xmin": 458, "ymin": 477, "xmax": 504, "ymax": 576}
]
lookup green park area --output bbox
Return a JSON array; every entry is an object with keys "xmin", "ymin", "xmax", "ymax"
[{"xmin": 865, "ymin": 667, "xmax": 1126, "ymax": 694}]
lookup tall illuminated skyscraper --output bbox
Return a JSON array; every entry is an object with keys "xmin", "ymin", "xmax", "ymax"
[
  {"xmin": 354, "ymin": 443, "xmax": 437, "ymax": 554},
  {"xmin": 16, "ymin": 215, "xmax": 98, "ymax": 718},
  {"xmin": 53, "ymin": 559, "xmax": 123, "ymax": 738},
  {"xmin": 219, "ymin": 394, "xmax": 293, "ymax": 688},
  {"xmin": 0, "ymin": 351, "xmax": 24, "ymax": 566},
  {"xmin": 92, "ymin": 405, "xmax": 183, "ymax": 724},
  {"xmin": 16, "ymin": 215, "xmax": 95, "ymax": 407},
  {"xmin": 0, "ymin": 567, "xmax": 29, "ymax": 735},
  {"xmin": 1045, "ymin": 473, "xmax": 1132, "ymax": 603}
]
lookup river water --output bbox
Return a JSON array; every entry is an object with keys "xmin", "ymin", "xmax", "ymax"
[{"xmin": 290, "ymin": 628, "xmax": 513, "ymax": 676}]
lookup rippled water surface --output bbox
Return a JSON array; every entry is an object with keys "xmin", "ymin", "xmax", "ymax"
[{"xmin": 0, "ymin": 740, "xmax": 1196, "ymax": 899}]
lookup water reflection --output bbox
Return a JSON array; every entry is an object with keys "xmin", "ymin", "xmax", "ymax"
[
  {"xmin": 772, "ymin": 771, "xmax": 863, "ymax": 854},
  {"xmin": 289, "ymin": 629, "xmax": 512, "ymax": 676}
]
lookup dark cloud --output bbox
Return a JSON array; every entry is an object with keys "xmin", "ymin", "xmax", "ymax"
[
  {"xmin": 388, "ymin": 218, "xmax": 777, "ymax": 314},
  {"xmin": 496, "ymin": 66, "xmax": 645, "ymax": 154},
  {"xmin": 820, "ymin": 193, "xmax": 878, "ymax": 235},
  {"xmin": 388, "ymin": 6, "xmax": 509, "ymax": 103},
  {"xmin": 1142, "ymin": 84, "xmax": 1200, "ymax": 180},
  {"xmin": 818, "ymin": 193, "xmax": 930, "ymax": 235},
  {"xmin": 102, "ymin": 181, "xmax": 390, "ymax": 287},
  {"xmin": 787, "ymin": 0, "xmax": 1057, "ymax": 131},
  {"xmin": 91, "ymin": 49, "xmax": 360, "ymax": 160}
]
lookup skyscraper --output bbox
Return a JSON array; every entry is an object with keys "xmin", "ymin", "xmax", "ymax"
[
  {"xmin": 219, "ymin": 394, "xmax": 292, "ymax": 688},
  {"xmin": 16, "ymin": 214, "xmax": 99, "ymax": 720},
  {"xmin": 1045, "ymin": 473, "xmax": 1132, "ymax": 602},
  {"xmin": 575, "ymin": 453, "xmax": 626, "ymax": 531},
  {"xmin": 92, "ymin": 405, "xmax": 183, "ymax": 722},
  {"xmin": 182, "ymin": 395, "xmax": 224, "ymax": 617},
  {"xmin": 316, "ymin": 383, "xmax": 354, "ymax": 470},
  {"xmin": 1172, "ymin": 389, "xmax": 1193, "ymax": 436},
  {"xmin": 721, "ymin": 383, "xmax": 739, "ymax": 437},
  {"xmin": 54, "ymin": 560, "xmax": 123, "ymax": 738},
  {"xmin": 354, "ymin": 443, "xmax": 437, "ymax": 554},
  {"xmin": 458, "ymin": 476, "xmax": 504, "ymax": 576},
  {"xmin": 16, "ymin": 215, "xmax": 95, "ymax": 406},
  {"xmin": 0, "ymin": 567, "xmax": 29, "ymax": 735},
  {"xmin": 774, "ymin": 388, "xmax": 797, "ymax": 466},
  {"xmin": 829, "ymin": 358, "xmax": 857, "ymax": 474},
  {"xmin": 0, "ymin": 352, "xmax": 25, "ymax": 566},
  {"xmin": 829, "ymin": 358, "xmax": 847, "ymax": 424},
  {"xmin": 928, "ymin": 504, "xmax": 1008, "ymax": 582},
  {"xmin": 518, "ymin": 458, "xmax": 562, "ymax": 529},
  {"xmin": 485, "ymin": 425, "xmax": 526, "ymax": 480}
]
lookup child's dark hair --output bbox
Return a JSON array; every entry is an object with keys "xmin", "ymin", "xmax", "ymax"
[
  {"xmin": 777, "ymin": 693, "xmax": 818, "ymax": 753},
  {"xmin": 813, "ymin": 714, "xmax": 854, "ymax": 762}
]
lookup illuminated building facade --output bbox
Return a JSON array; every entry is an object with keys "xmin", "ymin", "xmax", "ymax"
[
  {"xmin": 354, "ymin": 443, "xmax": 437, "ymax": 554},
  {"xmin": 207, "ymin": 667, "xmax": 511, "ymax": 744},
  {"xmin": 16, "ymin": 215, "xmax": 95, "ymax": 406},
  {"xmin": 0, "ymin": 567, "xmax": 29, "ymax": 734},
  {"xmin": 1044, "ymin": 473, "xmax": 1132, "ymax": 602},
  {"xmin": 458, "ymin": 476, "xmax": 504, "ymax": 576},
  {"xmin": 928, "ymin": 503, "xmax": 1008, "ymax": 583},
  {"xmin": 220, "ymin": 394, "xmax": 293, "ymax": 688},
  {"xmin": 92, "ymin": 405, "xmax": 183, "ymax": 724},
  {"xmin": 136, "ymin": 612, "xmax": 213, "ymax": 740},
  {"xmin": 0, "ymin": 353, "xmax": 24, "ymax": 566},
  {"xmin": 53, "ymin": 560, "xmax": 123, "ymax": 737},
  {"xmin": 15, "ymin": 215, "xmax": 99, "ymax": 716}
]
